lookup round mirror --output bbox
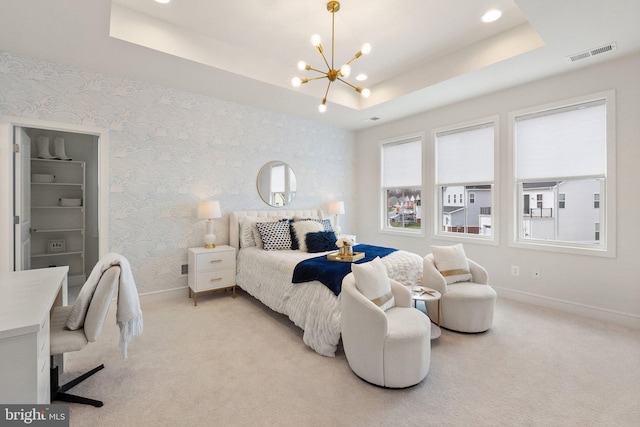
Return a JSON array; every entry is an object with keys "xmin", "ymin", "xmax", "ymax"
[{"xmin": 257, "ymin": 161, "xmax": 297, "ymax": 207}]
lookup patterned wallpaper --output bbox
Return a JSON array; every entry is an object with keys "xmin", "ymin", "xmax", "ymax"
[{"xmin": 0, "ymin": 50, "xmax": 355, "ymax": 294}]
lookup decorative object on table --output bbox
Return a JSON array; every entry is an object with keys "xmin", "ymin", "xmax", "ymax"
[
  {"xmin": 328, "ymin": 200, "xmax": 345, "ymax": 235},
  {"xmin": 291, "ymin": 1, "xmax": 372, "ymax": 113},
  {"xmin": 197, "ymin": 200, "xmax": 222, "ymax": 249},
  {"xmin": 412, "ymin": 286, "xmax": 437, "ymax": 297},
  {"xmin": 47, "ymin": 239, "xmax": 65, "ymax": 253},
  {"xmin": 36, "ymin": 135, "xmax": 55, "ymax": 159},
  {"xmin": 327, "ymin": 251, "xmax": 364, "ymax": 262},
  {"xmin": 336, "ymin": 235, "xmax": 354, "ymax": 256},
  {"xmin": 53, "ymin": 137, "xmax": 72, "ymax": 160}
]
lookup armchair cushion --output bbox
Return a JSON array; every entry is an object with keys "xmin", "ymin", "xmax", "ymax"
[
  {"xmin": 431, "ymin": 243, "xmax": 473, "ymax": 284},
  {"xmin": 351, "ymin": 257, "xmax": 395, "ymax": 311}
]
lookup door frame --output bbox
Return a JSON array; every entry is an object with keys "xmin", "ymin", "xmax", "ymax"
[{"xmin": 0, "ymin": 116, "xmax": 109, "ymax": 272}]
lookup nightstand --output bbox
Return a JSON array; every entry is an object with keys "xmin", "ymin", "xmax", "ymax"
[{"xmin": 188, "ymin": 245, "xmax": 236, "ymax": 306}]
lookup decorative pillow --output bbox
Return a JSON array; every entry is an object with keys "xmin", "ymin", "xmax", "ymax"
[
  {"xmin": 291, "ymin": 220, "xmax": 324, "ymax": 252},
  {"xmin": 431, "ymin": 243, "xmax": 472, "ymax": 284},
  {"xmin": 240, "ymin": 216, "xmax": 281, "ymax": 248},
  {"xmin": 305, "ymin": 231, "xmax": 338, "ymax": 253},
  {"xmin": 351, "ymin": 257, "xmax": 395, "ymax": 311},
  {"xmin": 256, "ymin": 221, "xmax": 292, "ymax": 250},
  {"xmin": 290, "ymin": 218, "xmax": 333, "ymax": 249}
]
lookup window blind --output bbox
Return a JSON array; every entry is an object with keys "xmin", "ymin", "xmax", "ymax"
[
  {"xmin": 436, "ymin": 124, "xmax": 494, "ymax": 184},
  {"xmin": 515, "ymin": 102, "xmax": 606, "ymax": 180},
  {"xmin": 382, "ymin": 138, "xmax": 422, "ymax": 187}
]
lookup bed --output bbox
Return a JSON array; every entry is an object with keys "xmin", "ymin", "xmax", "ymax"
[{"xmin": 230, "ymin": 209, "xmax": 423, "ymax": 357}]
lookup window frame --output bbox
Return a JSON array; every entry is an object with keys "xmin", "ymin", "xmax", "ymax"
[
  {"xmin": 508, "ymin": 90, "xmax": 616, "ymax": 257},
  {"xmin": 432, "ymin": 116, "xmax": 499, "ymax": 245},
  {"xmin": 379, "ymin": 132, "xmax": 425, "ymax": 237}
]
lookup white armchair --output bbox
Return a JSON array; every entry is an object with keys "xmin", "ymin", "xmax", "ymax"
[
  {"xmin": 341, "ymin": 272, "xmax": 430, "ymax": 388},
  {"xmin": 423, "ymin": 253, "xmax": 497, "ymax": 333}
]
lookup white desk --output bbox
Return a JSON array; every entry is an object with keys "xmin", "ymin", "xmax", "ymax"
[{"xmin": 0, "ymin": 267, "xmax": 68, "ymax": 404}]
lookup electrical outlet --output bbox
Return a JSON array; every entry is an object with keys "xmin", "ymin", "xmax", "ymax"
[
  {"xmin": 181, "ymin": 264, "xmax": 188, "ymax": 275},
  {"xmin": 533, "ymin": 268, "xmax": 541, "ymax": 279},
  {"xmin": 511, "ymin": 265, "xmax": 520, "ymax": 276}
]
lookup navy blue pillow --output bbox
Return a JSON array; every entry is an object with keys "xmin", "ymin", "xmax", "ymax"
[{"xmin": 305, "ymin": 231, "xmax": 338, "ymax": 253}]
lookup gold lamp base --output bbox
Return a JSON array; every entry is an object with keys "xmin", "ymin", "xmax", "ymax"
[{"xmin": 204, "ymin": 243, "xmax": 216, "ymax": 249}]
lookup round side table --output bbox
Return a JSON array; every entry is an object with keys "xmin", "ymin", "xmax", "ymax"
[{"xmin": 411, "ymin": 286, "xmax": 442, "ymax": 339}]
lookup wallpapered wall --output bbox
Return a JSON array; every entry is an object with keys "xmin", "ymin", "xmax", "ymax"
[{"xmin": 0, "ymin": 50, "xmax": 355, "ymax": 294}]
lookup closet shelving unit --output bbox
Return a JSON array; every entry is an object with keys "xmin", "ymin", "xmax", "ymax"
[{"xmin": 30, "ymin": 158, "xmax": 86, "ymax": 287}]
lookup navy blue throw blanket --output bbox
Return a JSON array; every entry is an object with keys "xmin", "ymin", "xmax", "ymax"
[{"xmin": 291, "ymin": 244, "xmax": 398, "ymax": 296}]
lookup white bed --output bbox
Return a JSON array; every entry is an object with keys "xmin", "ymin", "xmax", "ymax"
[{"xmin": 230, "ymin": 209, "xmax": 423, "ymax": 357}]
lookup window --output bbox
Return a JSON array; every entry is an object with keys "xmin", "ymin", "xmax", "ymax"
[
  {"xmin": 381, "ymin": 135, "xmax": 423, "ymax": 233},
  {"xmin": 511, "ymin": 92, "xmax": 615, "ymax": 256},
  {"xmin": 435, "ymin": 119, "xmax": 496, "ymax": 239}
]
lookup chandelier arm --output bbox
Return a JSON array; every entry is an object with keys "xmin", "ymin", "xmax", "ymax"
[
  {"xmin": 307, "ymin": 66, "xmax": 329, "ymax": 75},
  {"xmin": 316, "ymin": 48, "xmax": 331, "ymax": 71},
  {"xmin": 331, "ymin": 4, "xmax": 335, "ymax": 69},
  {"xmin": 307, "ymin": 75, "xmax": 329, "ymax": 82},
  {"xmin": 336, "ymin": 77, "xmax": 361, "ymax": 92},
  {"xmin": 323, "ymin": 80, "xmax": 332, "ymax": 100}
]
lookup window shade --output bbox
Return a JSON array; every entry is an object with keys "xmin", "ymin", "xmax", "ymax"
[
  {"xmin": 382, "ymin": 138, "xmax": 422, "ymax": 187},
  {"xmin": 436, "ymin": 125, "xmax": 494, "ymax": 184},
  {"xmin": 515, "ymin": 102, "xmax": 606, "ymax": 180}
]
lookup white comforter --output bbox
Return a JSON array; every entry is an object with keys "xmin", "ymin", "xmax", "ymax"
[{"xmin": 236, "ymin": 247, "xmax": 423, "ymax": 357}]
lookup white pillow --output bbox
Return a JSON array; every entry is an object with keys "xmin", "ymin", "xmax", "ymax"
[
  {"xmin": 431, "ymin": 243, "xmax": 472, "ymax": 284},
  {"xmin": 240, "ymin": 216, "xmax": 281, "ymax": 248},
  {"xmin": 291, "ymin": 220, "xmax": 324, "ymax": 252},
  {"xmin": 351, "ymin": 257, "xmax": 395, "ymax": 311}
]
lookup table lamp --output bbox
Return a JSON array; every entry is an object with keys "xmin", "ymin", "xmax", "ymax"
[
  {"xmin": 197, "ymin": 200, "xmax": 222, "ymax": 248},
  {"xmin": 328, "ymin": 201, "xmax": 345, "ymax": 236}
]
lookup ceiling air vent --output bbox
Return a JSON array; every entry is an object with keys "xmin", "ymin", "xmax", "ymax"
[{"xmin": 566, "ymin": 42, "xmax": 617, "ymax": 63}]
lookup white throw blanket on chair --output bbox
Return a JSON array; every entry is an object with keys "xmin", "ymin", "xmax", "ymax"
[{"xmin": 66, "ymin": 253, "xmax": 143, "ymax": 358}]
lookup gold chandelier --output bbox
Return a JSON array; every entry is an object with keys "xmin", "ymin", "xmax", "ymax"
[{"xmin": 291, "ymin": 1, "xmax": 371, "ymax": 113}]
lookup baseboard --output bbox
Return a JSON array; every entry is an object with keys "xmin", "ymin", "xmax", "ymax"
[
  {"xmin": 493, "ymin": 286, "xmax": 640, "ymax": 330},
  {"xmin": 139, "ymin": 286, "xmax": 187, "ymax": 303}
]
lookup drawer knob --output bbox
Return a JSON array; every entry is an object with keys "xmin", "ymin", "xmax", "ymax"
[
  {"xmin": 210, "ymin": 277, "xmax": 222, "ymax": 282},
  {"xmin": 210, "ymin": 259, "xmax": 223, "ymax": 263}
]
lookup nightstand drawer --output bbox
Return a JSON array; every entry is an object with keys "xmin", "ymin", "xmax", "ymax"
[
  {"xmin": 196, "ymin": 268, "xmax": 235, "ymax": 291},
  {"xmin": 196, "ymin": 250, "xmax": 235, "ymax": 272}
]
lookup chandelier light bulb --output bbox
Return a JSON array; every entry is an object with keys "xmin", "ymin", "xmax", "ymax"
[
  {"xmin": 297, "ymin": 61, "xmax": 307, "ymax": 71},
  {"xmin": 318, "ymin": 103, "xmax": 327, "ymax": 113},
  {"xmin": 340, "ymin": 64, "xmax": 352, "ymax": 77},
  {"xmin": 361, "ymin": 88, "xmax": 371, "ymax": 98},
  {"xmin": 292, "ymin": 77, "xmax": 302, "ymax": 88},
  {"xmin": 311, "ymin": 34, "xmax": 322, "ymax": 47},
  {"xmin": 361, "ymin": 43, "xmax": 372, "ymax": 55}
]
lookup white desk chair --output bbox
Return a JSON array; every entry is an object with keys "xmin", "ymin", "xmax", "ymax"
[{"xmin": 49, "ymin": 266, "xmax": 120, "ymax": 407}]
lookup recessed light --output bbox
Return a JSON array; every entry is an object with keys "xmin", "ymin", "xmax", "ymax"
[
  {"xmin": 155, "ymin": 0, "xmax": 171, "ymax": 4},
  {"xmin": 356, "ymin": 74, "xmax": 368, "ymax": 81},
  {"xmin": 482, "ymin": 9, "xmax": 502, "ymax": 23}
]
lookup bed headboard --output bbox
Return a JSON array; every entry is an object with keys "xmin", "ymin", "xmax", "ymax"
[{"xmin": 229, "ymin": 209, "xmax": 325, "ymax": 251}]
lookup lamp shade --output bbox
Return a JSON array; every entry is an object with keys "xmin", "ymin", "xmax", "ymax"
[
  {"xmin": 328, "ymin": 201, "xmax": 345, "ymax": 215},
  {"xmin": 197, "ymin": 201, "xmax": 222, "ymax": 219}
]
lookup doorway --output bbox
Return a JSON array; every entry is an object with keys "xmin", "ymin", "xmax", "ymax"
[{"xmin": 0, "ymin": 117, "xmax": 109, "ymax": 301}]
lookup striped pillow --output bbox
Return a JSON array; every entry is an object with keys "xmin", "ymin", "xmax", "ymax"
[
  {"xmin": 352, "ymin": 257, "xmax": 395, "ymax": 311},
  {"xmin": 431, "ymin": 244, "xmax": 472, "ymax": 284}
]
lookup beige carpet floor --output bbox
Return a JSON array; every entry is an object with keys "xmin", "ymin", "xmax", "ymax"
[{"xmin": 61, "ymin": 288, "xmax": 640, "ymax": 427}]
